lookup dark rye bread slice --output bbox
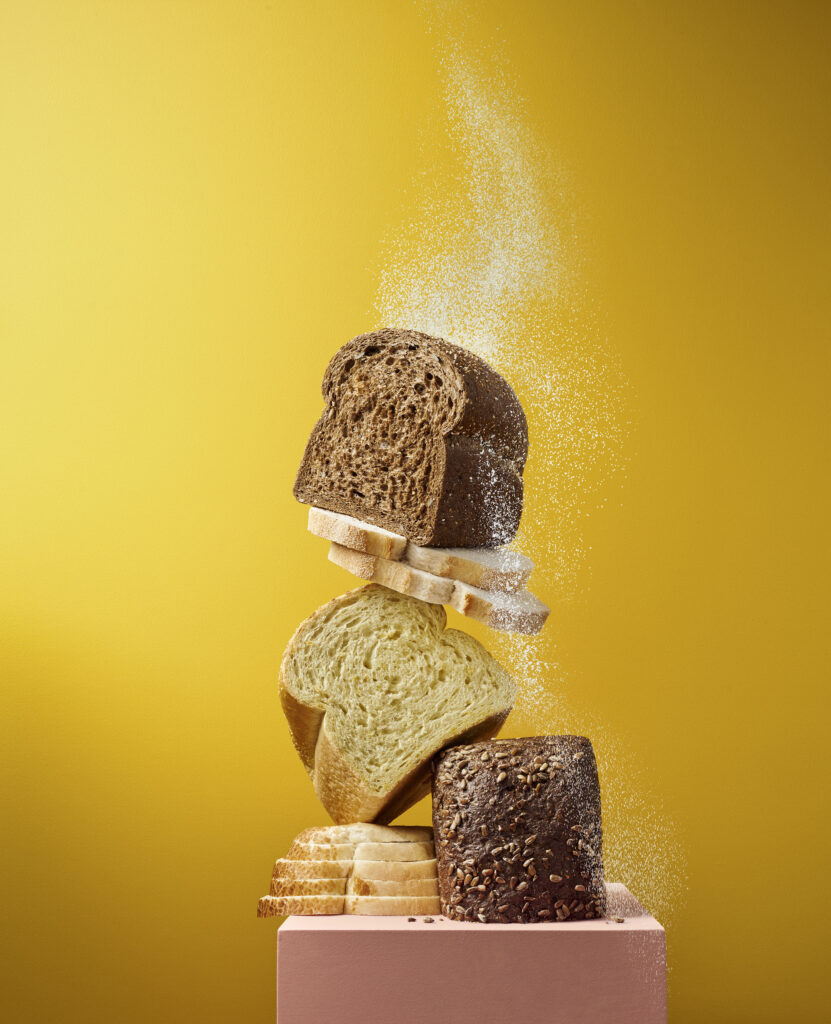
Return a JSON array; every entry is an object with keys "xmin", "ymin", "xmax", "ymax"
[
  {"xmin": 293, "ymin": 328, "xmax": 528, "ymax": 547},
  {"xmin": 432, "ymin": 736, "xmax": 606, "ymax": 923}
]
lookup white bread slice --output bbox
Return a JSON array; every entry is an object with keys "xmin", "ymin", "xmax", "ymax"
[
  {"xmin": 290, "ymin": 824, "xmax": 433, "ymax": 845},
  {"xmin": 258, "ymin": 894, "xmax": 343, "ymax": 917},
  {"xmin": 345, "ymin": 895, "xmax": 440, "ymax": 915},
  {"xmin": 286, "ymin": 840, "xmax": 434, "ymax": 862},
  {"xmin": 352, "ymin": 858, "xmax": 438, "ymax": 881},
  {"xmin": 328, "ymin": 543, "xmax": 454, "ymax": 604},
  {"xmin": 257, "ymin": 894, "xmax": 441, "ymax": 917},
  {"xmin": 348, "ymin": 876, "xmax": 438, "ymax": 897},
  {"xmin": 354, "ymin": 840, "xmax": 434, "ymax": 861},
  {"xmin": 270, "ymin": 876, "xmax": 346, "ymax": 897},
  {"xmin": 309, "ymin": 506, "xmax": 533, "ymax": 593},
  {"xmin": 271, "ymin": 858, "xmax": 353, "ymax": 880},
  {"xmin": 280, "ymin": 585, "xmax": 515, "ymax": 823},
  {"xmin": 327, "ymin": 544, "xmax": 549, "ymax": 635},
  {"xmin": 450, "ymin": 581, "xmax": 550, "ymax": 635},
  {"xmin": 405, "ymin": 542, "xmax": 533, "ymax": 593},
  {"xmin": 308, "ymin": 507, "xmax": 407, "ymax": 560}
]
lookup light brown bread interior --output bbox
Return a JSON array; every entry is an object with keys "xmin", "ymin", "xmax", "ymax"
[{"xmin": 279, "ymin": 585, "xmax": 516, "ymax": 823}]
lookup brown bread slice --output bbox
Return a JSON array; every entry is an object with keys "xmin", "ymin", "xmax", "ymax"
[
  {"xmin": 294, "ymin": 329, "xmax": 528, "ymax": 547},
  {"xmin": 432, "ymin": 737, "xmax": 606, "ymax": 923}
]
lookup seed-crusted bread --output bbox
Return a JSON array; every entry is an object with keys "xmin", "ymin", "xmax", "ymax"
[
  {"xmin": 432, "ymin": 737, "xmax": 606, "ymax": 923},
  {"xmin": 294, "ymin": 329, "xmax": 528, "ymax": 548},
  {"xmin": 308, "ymin": 507, "xmax": 534, "ymax": 592},
  {"xmin": 280, "ymin": 585, "xmax": 516, "ymax": 823}
]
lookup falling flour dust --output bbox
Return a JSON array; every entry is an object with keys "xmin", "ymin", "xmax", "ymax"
[{"xmin": 372, "ymin": 3, "xmax": 686, "ymax": 927}]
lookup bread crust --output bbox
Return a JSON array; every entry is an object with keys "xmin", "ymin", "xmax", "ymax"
[
  {"xmin": 432, "ymin": 737, "xmax": 607, "ymax": 923},
  {"xmin": 294, "ymin": 329, "xmax": 528, "ymax": 547}
]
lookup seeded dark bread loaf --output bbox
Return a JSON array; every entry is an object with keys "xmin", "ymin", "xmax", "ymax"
[
  {"xmin": 294, "ymin": 329, "xmax": 528, "ymax": 547},
  {"xmin": 432, "ymin": 736, "xmax": 606, "ymax": 923}
]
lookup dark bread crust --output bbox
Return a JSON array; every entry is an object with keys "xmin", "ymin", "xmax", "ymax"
[
  {"xmin": 432, "ymin": 736, "xmax": 606, "ymax": 923},
  {"xmin": 293, "ymin": 329, "xmax": 528, "ymax": 547}
]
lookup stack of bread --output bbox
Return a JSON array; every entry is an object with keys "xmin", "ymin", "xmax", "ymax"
[{"xmin": 259, "ymin": 328, "xmax": 606, "ymax": 923}]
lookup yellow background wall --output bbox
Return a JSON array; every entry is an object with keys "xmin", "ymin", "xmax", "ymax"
[{"xmin": 2, "ymin": 2, "xmax": 828, "ymax": 1021}]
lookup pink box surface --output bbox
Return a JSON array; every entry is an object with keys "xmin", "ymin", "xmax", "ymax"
[{"xmin": 275, "ymin": 883, "xmax": 666, "ymax": 1024}]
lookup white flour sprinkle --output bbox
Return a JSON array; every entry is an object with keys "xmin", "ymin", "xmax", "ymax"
[{"xmin": 372, "ymin": 3, "xmax": 685, "ymax": 925}]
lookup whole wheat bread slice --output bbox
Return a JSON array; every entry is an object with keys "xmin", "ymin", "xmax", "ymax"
[
  {"xmin": 280, "ymin": 585, "xmax": 515, "ymax": 823},
  {"xmin": 294, "ymin": 329, "xmax": 528, "ymax": 547},
  {"xmin": 309, "ymin": 507, "xmax": 533, "ymax": 592}
]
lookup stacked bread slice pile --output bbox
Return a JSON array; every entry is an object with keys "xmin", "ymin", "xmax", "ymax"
[
  {"xmin": 259, "ymin": 329, "xmax": 607, "ymax": 922},
  {"xmin": 310, "ymin": 508, "xmax": 549, "ymax": 635},
  {"xmin": 258, "ymin": 825, "xmax": 440, "ymax": 917},
  {"xmin": 294, "ymin": 328, "xmax": 550, "ymax": 635}
]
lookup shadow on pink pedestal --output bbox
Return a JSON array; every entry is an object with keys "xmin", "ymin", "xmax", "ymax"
[{"xmin": 275, "ymin": 883, "xmax": 666, "ymax": 1023}]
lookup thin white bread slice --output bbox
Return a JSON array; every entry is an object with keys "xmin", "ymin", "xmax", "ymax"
[
  {"xmin": 450, "ymin": 581, "xmax": 550, "ymax": 636},
  {"xmin": 328, "ymin": 543, "xmax": 454, "ymax": 604},
  {"xmin": 280, "ymin": 585, "xmax": 515, "ymax": 823},
  {"xmin": 345, "ymin": 895, "xmax": 440, "ymax": 915},
  {"xmin": 348, "ymin": 876, "xmax": 438, "ymax": 897},
  {"xmin": 354, "ymin": 841, "xmax": 434, "ymax": 862},
  {"xmin": 286, "ymin": 840, "xmax": 435, "ymax": 862},
  {"xmin": 308, "ymin": 507, "xmax": 407, "ymax": 560},
  {"xmin": 258, "ymin": 894, "xmax": 344, "ymax": 917},
  {"xmin": 271, "ymin": 858, "xmax": 353, "ymax": 880},
  {"xmin": 405, "ymin": 542, "xmax": 533, "ymax": 593},
  {"xmin": 270, "ymin": 876, "xmax": 347, "ymax": 897},
  {"xmin": 257, "ymin": 894, "xmax": 441, "ymax": 917},
  {"xmin": 328, "ymin": 544, "xmax": 549, "ymax": 636},
  {"xmin": 352, "ymin": 858, "xmax": 438, "ymax": 881},
  {"xmin": 291, "ymin": 824, "xmax": 433, "ymax": 844}
]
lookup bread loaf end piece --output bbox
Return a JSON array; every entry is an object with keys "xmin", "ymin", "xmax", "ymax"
[{"xmin": 432, "ymin": 736, "xmax": 606, "ymax": 923}]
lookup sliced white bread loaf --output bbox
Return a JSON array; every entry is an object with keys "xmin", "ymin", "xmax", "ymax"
[
  {"xmin": 309, "ymin": 506, "xmax": 533, "ymax": 593},
  {"xmin": 260, "ymin": 824, "xmax": 442, "ymax": 917},
  {"xmin": 327, "ymin": 543, "xmax": 549, "ymax": 636},
  {"xmin": 280, "ymin": 585, "xmax": 515, "ymax": 823},
  {"xmin": 258, "ymin": 894, "xmax": 441, "ymax": 917}
]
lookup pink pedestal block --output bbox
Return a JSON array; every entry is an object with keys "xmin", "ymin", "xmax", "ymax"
[{"xmin": 275, "ymin": 883, "xmax": 666, "ymax": 1024}]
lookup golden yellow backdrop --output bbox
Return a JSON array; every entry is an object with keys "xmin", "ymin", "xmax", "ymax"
[{"xmin": 2, "ymin": 1, "xmax": 828, "ymax": 1021}]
